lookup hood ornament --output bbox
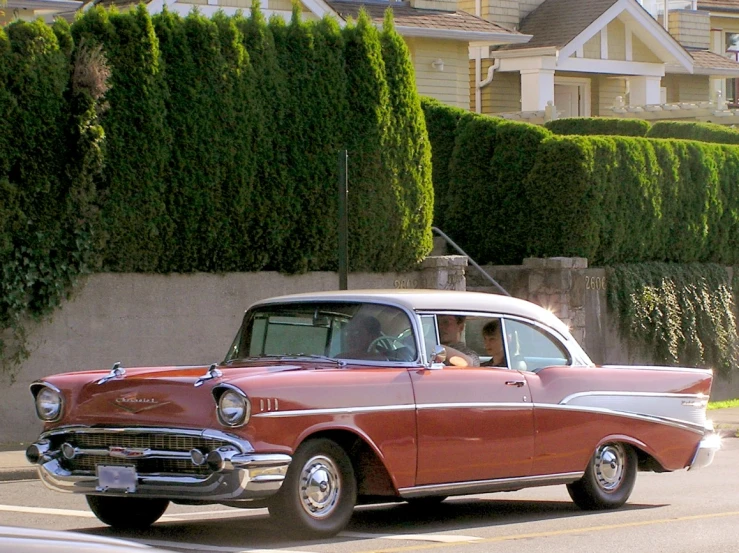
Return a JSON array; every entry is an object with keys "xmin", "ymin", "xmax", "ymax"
[
  {"xmin": 194, "ymin": 363, "xmax": 223, "ymax": 387},
  {"xmin": 97, "ymin": 362, "xmax": 126, "ymax": 385}
]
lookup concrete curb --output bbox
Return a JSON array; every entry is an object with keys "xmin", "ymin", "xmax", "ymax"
[{"xmin": 0, "ymin": 467, "xmax": 38, "ymax": 482}]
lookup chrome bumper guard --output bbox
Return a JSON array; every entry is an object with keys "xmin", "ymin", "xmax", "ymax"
[
  {"xmin": 688, "ymin": 422, "xmax": 721, "ymax": 471},
  {"xmin": 26, "ymin": 427, "xmax": 292, "ymax": 502}
]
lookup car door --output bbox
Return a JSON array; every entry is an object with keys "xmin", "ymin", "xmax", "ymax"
[{"xmin": 410, "ymin": 314, "xmax": 535, "ymax": 486}]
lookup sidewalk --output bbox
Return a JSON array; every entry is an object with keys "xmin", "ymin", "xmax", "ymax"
[{"xmin": 2, "ymin": 408, "xmax": 738, "ymax": 482}]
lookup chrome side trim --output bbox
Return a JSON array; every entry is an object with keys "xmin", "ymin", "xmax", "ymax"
[
  {"xmin": 416, "ymin": 402, "xmax": 533, "ymax": 410},
  {"xmin": 534, "ymin": 403, "xmax": 706, "ymax": 434},
  {"xmin": 253, "ymin": 402, "xmax": 534, "ymax": 419},
  {"xmin": 399, "ymin": 472, "xmax": 583, "ymax": 499},
  {"xmin": 560, "ymin": 391, "xmax": 708, "ymax": 404},
  {"xmin": 600, "ymin": 365, "xmax": 713, "ymax": 375},
  {"xmin": 253, "ymin": 404, "xmax": 417, "ymax": 418}
]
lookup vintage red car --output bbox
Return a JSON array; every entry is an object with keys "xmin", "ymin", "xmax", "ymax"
[{"xmin": 27, "ymin": 290, "xmax": 719, "ymax": 538}]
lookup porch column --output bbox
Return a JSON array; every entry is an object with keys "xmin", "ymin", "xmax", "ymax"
[
  {"xmin": 520, "ymin": 69, "xmax": 555, "ymax": 111},
  {"xmin": 629, "ymin": 76, "xmax": 662, "ymax": 106}
]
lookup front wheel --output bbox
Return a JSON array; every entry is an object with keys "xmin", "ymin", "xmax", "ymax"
[
  {"xmin": 86, "ymin": 495, "xmax": 169, "ymax": 529},
  {"xmin": 567, "ymin": 442, "xmax": 637, "ymax": 510},
  {"xmin": 268, "ymin": 438, "xmax": 357, "ymax": 538}
]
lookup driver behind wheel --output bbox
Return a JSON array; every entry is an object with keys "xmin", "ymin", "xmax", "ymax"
[{"xmin": 336, "ymin": 315, "xmax": 386, "ymax": 360}]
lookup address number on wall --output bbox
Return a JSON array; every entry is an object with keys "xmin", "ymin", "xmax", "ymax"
[
  {"xmin": 585, "ymin": 276, "xmax": 606, "ymax": 291},
  {"xmin": 394, "ymin": 279, "xmax": 419, "ymax": 289}
]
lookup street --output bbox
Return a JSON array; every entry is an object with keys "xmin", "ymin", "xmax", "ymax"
[{"xmin": 1, "ymin": 439, "xmax": 737, "ymax": 553}]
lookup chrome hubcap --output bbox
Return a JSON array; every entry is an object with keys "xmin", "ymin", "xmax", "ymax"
[
  {"xmin": 594, "ymin": 443, "xmax": 626, "ymax": 491},
  {"xmin": 299, "ymin": 455, "xmax": 341, "ymax": 519}
]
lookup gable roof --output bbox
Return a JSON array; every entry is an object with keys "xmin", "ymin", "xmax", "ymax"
[
  {"xmin": 512, "ymin": 0, "xmax": 619, "ymax": 50},
  {"xmin": 689, "ymin": 49, "xmax": 739, "ymax": 75},
  {"xmin": 326, "ymin": 1, "xmax": 529, "ymax": 42},
  {"xmin": 497, "ymin": 0, "xmax": 692, "ymax": 72}
]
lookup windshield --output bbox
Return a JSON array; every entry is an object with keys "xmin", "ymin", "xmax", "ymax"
[{"xmin": 225, "ymin": 302, "xmax": 418, "ymax": 363}]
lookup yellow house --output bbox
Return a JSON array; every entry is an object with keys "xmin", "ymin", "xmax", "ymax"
[
  {"xmin": 1, "ymin": 0, "xmax": 81, "ymax": 24},
  {"xmin": 472, "ymin": 0, "xmax": 739, "ymax": 123}
]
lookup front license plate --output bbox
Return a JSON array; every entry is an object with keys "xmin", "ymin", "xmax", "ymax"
[{"xmin": 97, "ymin": 465, "xmax": 137, "ymax": 492}]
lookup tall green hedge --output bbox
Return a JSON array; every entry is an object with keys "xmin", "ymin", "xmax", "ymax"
[
  {"xmin": 545, "ymin": 117, "xmax": 650, "ymax": 137},
  {"xmin": 647, "ymin": 120, "xmax": 739, "ymax": 145},
  {"xmin": 1, "ymin": 7, "xmax": 434, "ymax": 377},
  {"xmin": 420, "ymin": 96, "xmax": 467, "ymax": 230},
  {"xmin": 440, "ymin": 112, "xmax": 550, "ymax": 264},
  {"xmin": 73, "ymin": 5, "xmax": 172, "ymax": 272},
  {"xmin": 523, "ymin": 135, "xmax": 739, "ymax": 265},
  {"xmin": 380, "ymin": 11, "xmax": 433, "ymax": 268}
]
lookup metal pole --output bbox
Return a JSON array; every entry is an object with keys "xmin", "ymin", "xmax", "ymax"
[{"xmin": 338, "ymin": 150, "xmax": 348, "ymax": 290}]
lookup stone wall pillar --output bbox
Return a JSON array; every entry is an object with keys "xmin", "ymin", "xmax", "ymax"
[
  {"xmin": 522, "ymin": 257, "xmax": 588, "ymax": 346},
  {"xmin": 420, "ymin": 255, "xmax": 468, "ymax": 290}
]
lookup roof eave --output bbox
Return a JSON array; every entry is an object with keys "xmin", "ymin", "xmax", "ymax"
[{"xmin": 395, "ymin": 26, "xmax": 532, "ymax": 43}]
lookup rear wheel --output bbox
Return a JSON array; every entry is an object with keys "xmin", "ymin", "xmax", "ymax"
[
  {"xmin": 567, "ymin": 442, "xmax": 637, "ymax": 510},
  {"xmin": 268, "ymin": 438, "xmax": 356, "ymax": 538},
  {"xmin": 86, "ymin": 495, "xmax": 169, "ymax": 529}
]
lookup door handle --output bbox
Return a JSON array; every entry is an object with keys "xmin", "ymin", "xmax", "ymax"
[{"xmin": 505, "ymin": 380, "xmax": 525, "ymax": 387}]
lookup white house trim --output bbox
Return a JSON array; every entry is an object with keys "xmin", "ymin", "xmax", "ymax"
[
  {"xmin": 556, "ymin": 57, "xmax": 665, "ymax": 76},
  {"xmin": 601, "ymin": 25, "xmax": 608, "ymax": 59},
  {"xmin": 498, "ymin": 55, "xmax": 557, "ymax": 72},
  {"xmin": 557, "ymin": 0, "xmax": 692, "ymax": 72},
  {"xmin": 302, "ymin": 0, "xmax": 341, "ymax": 22},
  {"xmin": 398, "ymin": 27, "xmax": 530, "ymax": 43}
]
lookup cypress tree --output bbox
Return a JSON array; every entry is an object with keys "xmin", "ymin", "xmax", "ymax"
[
  {"xmin": 74, "ymin": 5, "xmax": 172, "ymax": 272},
  {"xmin": 271, "ymin": 7, "xmax": 349, "ymax": 272},
  {"xmin": 234, "ymin": 3, "xmax": 290, "ymax": 270},
  {"xmin": 380, "ymin": 10, "xmax": 433, "ymax": 268},
  {"xmin": 154, "ymin": 10, "xmax": 228, "ymax": 272},
  {"xmin": 342, "ymin": 9, "xmax": 393, "ymax": 271}
]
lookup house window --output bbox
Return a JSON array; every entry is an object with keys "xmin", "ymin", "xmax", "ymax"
[{"xmin": 726, "ymin": 33, "xmax": 739, "ymax": 106}]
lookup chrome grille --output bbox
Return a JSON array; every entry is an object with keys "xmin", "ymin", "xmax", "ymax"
[{"xmin": 52, "ymin": 431, "xmax": 230, "ymax": 476}]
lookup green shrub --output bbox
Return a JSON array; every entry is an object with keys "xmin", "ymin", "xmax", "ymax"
[
  {"xmin": 420, "ymin": 96, "xmax": 467, "ymax": 229},
  {"xmin": 546, "ymin": 117, "xmax": 650, "ymax": 137},
  {"xmin": 647, "ymin": 120, "xmax": 739, "ymax": 145},
  {"xmin": 444, "ymin": 113, "xmax": 550, "ymax": 264}
]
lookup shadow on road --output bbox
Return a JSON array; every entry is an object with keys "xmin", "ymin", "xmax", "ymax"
[{"xmin": 81, "ymin": 497, "xmax": 667, "ymax": 550}]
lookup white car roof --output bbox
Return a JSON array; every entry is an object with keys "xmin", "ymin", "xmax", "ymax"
[{"xmin": 251, "ymin": 289, "xmax": 570, "ymax": 335}]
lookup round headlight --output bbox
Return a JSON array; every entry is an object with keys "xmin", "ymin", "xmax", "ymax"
[
  {"xmin": 218, "ymin": 389, "xmax": 250, "ymax": 427},
  {"xmin": 35, "ymin": 386, "xmax": 62, "ymax": 421}
]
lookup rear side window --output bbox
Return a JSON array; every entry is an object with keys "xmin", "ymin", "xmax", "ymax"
[{"xmin": 503, "ymin": 319, "xmax": 571, "ymax": 371}]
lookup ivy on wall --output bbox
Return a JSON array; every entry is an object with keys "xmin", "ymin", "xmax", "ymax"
[{"xmin": 607, "ymin": 263, "xmax": 739, "ymax": 377}]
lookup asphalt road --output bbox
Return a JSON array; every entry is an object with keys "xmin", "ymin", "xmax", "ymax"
[{"xmin": 1, "ymin": 439, "xmax": 737, "ymax": 553}]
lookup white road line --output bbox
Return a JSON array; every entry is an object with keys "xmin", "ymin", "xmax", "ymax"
[
  {"xmin": 126, "ymin": 537, "xmax": 319, "ymax": 553},
  {"xmin": 340, "ymin": 530, "xmax": 483, "ymax": 543},
  {"xmin": 0, "ymin": 504, "xmax": 186, "ymax": 521}
]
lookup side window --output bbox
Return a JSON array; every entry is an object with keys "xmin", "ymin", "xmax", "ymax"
[
  {"xmin": 503, "ymin": 319, "xmax": 571, "ymax": 371},
  {"xmin": 419, "ymin": 315, "xmax": 439, "ymax": 363}
]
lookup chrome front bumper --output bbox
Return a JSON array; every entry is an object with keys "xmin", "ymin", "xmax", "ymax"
[
  {"xmin": 688, "ymin": 424, "xmax": 721, "ymax": 470},
  {"xmin": 26, "ymin": 426, "xmax": 292, "ymax": 502}
]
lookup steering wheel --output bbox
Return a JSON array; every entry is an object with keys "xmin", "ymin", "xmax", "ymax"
[{"xmin": 367, "ymin": 335, "xmax": 404, "ymax": 355}]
